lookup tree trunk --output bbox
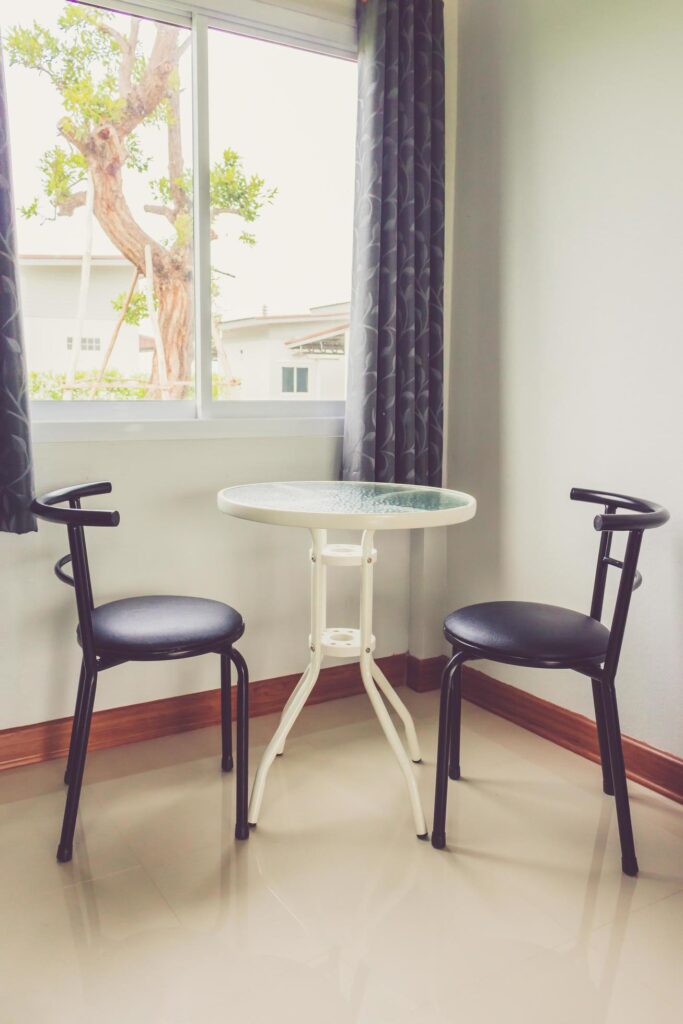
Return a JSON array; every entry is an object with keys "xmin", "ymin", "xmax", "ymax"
[
  {"xmin": 86, "ymin": 127, "xmax": 193, "ymax": 397},
  {"xmin": 155, "ymin": 269, "xmax": 193, "ymax": 399}
]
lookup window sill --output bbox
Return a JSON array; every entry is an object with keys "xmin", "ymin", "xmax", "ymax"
[{"xmin": 31, "ymin": 415, "xmax": 344, "ymax": 444}]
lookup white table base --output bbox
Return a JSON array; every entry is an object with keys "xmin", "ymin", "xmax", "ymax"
[{"xmin": 247, "ymin": 529, "xmax": 429, "ymax": 838}]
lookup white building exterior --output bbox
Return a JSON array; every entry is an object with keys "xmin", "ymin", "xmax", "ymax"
[
  {"xmin": 19, "ymin": 255, "xmax": 150, "ymax": 379},
  {"xmin": 217, "ymin": 303, "xmax": 349, "ymax": 401},
  {"xmin": 19, "ymin": 254, "xmax": 349, "ymax": 401}
]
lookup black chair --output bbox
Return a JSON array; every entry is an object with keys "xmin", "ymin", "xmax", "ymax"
[
  {"xmin": 432, "ymin": 488, "xmax": 669, "ymax": 876},
  {"xmin": 31, "ymin": 482, "xmax": 250, "ymax": 863}
]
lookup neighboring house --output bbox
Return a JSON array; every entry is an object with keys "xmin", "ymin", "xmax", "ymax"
[
  {"xmin": 19, "ymin": 254, "xmax": 349, "ymax": 401},
  {"xmin": 217, "ymin": 302, "xmax": 349, "ymax": 401},
  {"xmin": 19, "ymin": 255, "xmax": 150, "ymax": 379}
]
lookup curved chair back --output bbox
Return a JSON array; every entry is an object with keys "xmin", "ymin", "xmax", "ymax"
[
  {"xmin": 31, "ymin": 483, "xmax": 120, "ymax": 671},
  {"xmin": 570, "ymin": 488, "xmax": 669, "ymax": 679}
]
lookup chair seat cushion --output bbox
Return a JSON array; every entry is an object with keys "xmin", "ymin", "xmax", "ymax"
[
  {"xmin": 444, "ymin": 601, "xmax": 609, "ymax": 667},
  {"xmin": 86, "ymin": 596, "xmax": 243, "ymax": 658}
]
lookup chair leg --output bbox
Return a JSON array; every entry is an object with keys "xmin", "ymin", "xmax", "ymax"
[
  {"xmin": 57, "ymin": 670, "xmax": 97, "ymax": 863},
  {"xmin": 64, "ymin": 660, "xmax": 87, "ymax": 785},
  {"xmin": 591, "ymin": 677, "xmax": 614, "ymax": 795},
  {"xmin": 601, "ymin": 679, "xmax": 638, "ymax": 876},
  {"xmin": 231, "ymin": 648, "xmax": 250, "ymax": 841},
  {"xmin": 448, "ymin": 659, "xmax": 463, "ymax": 780},
  {"xmin": 220, "ymin": 652, "xmax": 233, "ymax": 773},
  {"xmin": 432, "ymin": 653, "xmax": 463, "ymax": 850}
]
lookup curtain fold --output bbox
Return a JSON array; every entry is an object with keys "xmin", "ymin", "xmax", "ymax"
[
  {"xmin": 0, "ymin": 38, "xmax": 36, "ymax": 534},
  {"xmin": 342, "ymin": 0, "xmax": 445, "ymax": 485}
]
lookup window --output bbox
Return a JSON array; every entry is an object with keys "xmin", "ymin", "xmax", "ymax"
[
  {"xmin": 66, "ymin": 337, "xmax": 101, "ymax": 352},
  {"xmin": 3, "ymin": 0, "xmax": 356, "ymax": 423},
  {"xmin": 5, "ymin": 2, "xmax": 194, "ymax": 403},
  {"xmin": 207, "ymin": 29, "xmax": 355, "ymax": 404},
  {"xmin": 282, "ymin": 366, "xmax": 309, "ymax": 394}
]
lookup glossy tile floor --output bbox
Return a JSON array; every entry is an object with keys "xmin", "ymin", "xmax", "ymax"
[{"xmin": 1, "ymin": 690, "xmax": 682, "ymax": 1024}]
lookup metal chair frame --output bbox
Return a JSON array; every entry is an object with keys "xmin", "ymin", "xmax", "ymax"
[
  {"xmin": 432, "ymin": 488, "xmax": 669, "ymax": 876},
  {"xmin": 31, "ymin": 482, "xmax": 249, "ymax": 863}
]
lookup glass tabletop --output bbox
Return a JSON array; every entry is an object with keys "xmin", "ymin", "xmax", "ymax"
[{"xmin": 218, "ymin": 480, "xmax": 476, "ymax": 531}]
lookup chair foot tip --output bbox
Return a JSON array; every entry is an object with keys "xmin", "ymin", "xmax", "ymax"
[
  {"xmin": 221, "ymin": 756, "xmax": 234, "ymax": 773},
  {"xmin": 248, "ymin": 821, "xmax": 257, "ymax": 829},
  {"xmin": 449, "ymin": 767, "xmax": 461, "ymax": 780},
  {"xmin": 412, "ymin": 758, "xmax": 422, "ymax": 764},
  {"xmin": 56, "ymin": 845, "xmax": 72, "ymax": 863},
  {"xmin": 235, "ymin": 824, "xmax": 250, "ymax": 841},
  {"xmin": 276, "ymin": 752, "xmax": 284, "ymax": 757},
  {"xmin": 417, "ymin": 832, "xmax": 429, "ymax": 841},
  {"xmin": 63, "ymin": 772, "xmax": 70, "ymax": 785},
  {"xmin": 622, "ymin": 856, "xmax": 638, "ymax": 877},
  {"xmin": 431, "ymin": 832, "xmax": 446, "ymax": 850},
  {"xmin": 603, "ymin": 784, "xmax": 614, "ymax": 796}
]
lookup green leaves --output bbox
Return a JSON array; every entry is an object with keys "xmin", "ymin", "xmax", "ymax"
[
  {"xmin": 210, "ymin": 148, "xmax": 277, "ymax": 223},
  {"xmin": 111, "ymin": 289, "xmax": 151, "ymax": 325},
  {"xmin": 28, "ymin": 369, "xmax": 150, "ymax": 401},
  {"xmin": 7, "ymin": 8, "xmax": 133, "ymax": 142},
  {"xmin": 41, "ymin": 146, "xmax": 87, "ymax": 207},
  {"xmin": 20, "ymin": 199, "xmax": 39, "ymax": 220}
]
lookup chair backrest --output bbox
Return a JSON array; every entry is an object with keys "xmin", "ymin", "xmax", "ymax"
[
  {"xmin": 31, "ymin": 483, "xmax": 120, "ymax": 671},
  {"xmin": 570, "ymin": 488, "xmax": 669, "ymax": 680}
]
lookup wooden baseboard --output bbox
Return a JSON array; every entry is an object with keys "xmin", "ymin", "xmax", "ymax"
[
  {"xmin": 406, "ymin": 653, "xmax": 446, "ymax": 692},
  {"xmin": 406, "ymin": 655, "xmax": 683, "ymax": 806},
  {"xmin": 0, "ymin": 654, "xmax": 406, "ymax": 773},
  {"xmin": 461, "ymin": 665, "xmax": 683, "ymax": 806},
  {"xmin": 2, "ymin": 651, "xmax": 681, "ymax": 806}
]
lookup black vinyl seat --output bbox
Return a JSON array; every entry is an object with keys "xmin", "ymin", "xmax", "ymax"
[
  {"xmin": 444, "ymin": 601, "xmax": 610, "ymax": 668},
  {"xmin": 87, "ymin": 596, "xmax": 244, "ymax": 659},
  {"xmin": 31, "ymin": 482, "xmax": 250, "ymax": 864},
  {"xmin": 433, "ymin": 488, "xmax": 669, "ymax": 877}
]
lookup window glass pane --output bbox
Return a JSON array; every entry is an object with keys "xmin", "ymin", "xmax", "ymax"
[
  {"xmin": 208, "ymin": 29, "xmax": 355, "ymax": 401},
  {"xmin": 5, "ymin": 1, "xmax": 194, "ymax": 401}
]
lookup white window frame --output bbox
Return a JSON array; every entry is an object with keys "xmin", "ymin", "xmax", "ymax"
[
  {"xmin": 280, "ymin": 363, "xmax": 310, "ymax": 395},
  {"xmin": 30, "ymin": 0, "xmax": 355, "ymax": 441}
]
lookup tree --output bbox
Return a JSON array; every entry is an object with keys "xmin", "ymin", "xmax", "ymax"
[{"xmin": 7, "ymin": 6, "xmax": 275, "ymax": 398}]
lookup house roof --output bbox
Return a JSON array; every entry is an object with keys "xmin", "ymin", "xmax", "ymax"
[
  {"xmin": 285, "ymin": 323, "xmax": 349, "ymax": 349},
  {"xmin": 219, "ymin": 312, "xmax": 346, "ymax": 331},
  {"xmin": 19, "ymin": 254, "xmax": 131, "ymax": 267}
]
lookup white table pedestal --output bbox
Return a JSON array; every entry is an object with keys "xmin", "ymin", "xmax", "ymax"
[{"xmin": 247, "ymin": 528, "xmax": 428, "ymax": 838}]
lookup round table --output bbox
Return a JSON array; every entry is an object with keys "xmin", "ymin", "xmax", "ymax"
[{"xmin": 217, "ymin": 480, "xmax": 476, "ymax": 838}]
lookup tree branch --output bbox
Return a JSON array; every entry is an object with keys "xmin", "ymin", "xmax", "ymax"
[
  {"xmin": 93, "ymin": 21, "xmax": 128, "ymax": 50},
  {"xmin": 58, "ymin": 121, "xmax": 87, "ymax": 156},
  {"xmin": 144, "ymin": 203, "xmax": 176, "ymax": 223},
  {"xmin": 119, "ymin": 21, "xmax": 140, "ymax": 97},
  {"xmin": 211, "ymin": 206, "xmax": 243, "ymax": 220},
  {"xmin": 166, "ymin": 79, "xmax": 186, "ymax": 218},
  {"xmin": 120, "ymin": 25, "xmax": 180, "ymax": 137},
  {"xmin": 58, "ymin": 191, "xmax": 87, "ymax": 216}
]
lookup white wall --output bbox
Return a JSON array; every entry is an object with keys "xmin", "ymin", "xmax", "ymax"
[
  {"xmin": 447, "ymin": 0, "xmax": 683, "ymax": 757},
  {"xmin": 0, "ymin": 436, "xmax": 410, "ymax": 730}
]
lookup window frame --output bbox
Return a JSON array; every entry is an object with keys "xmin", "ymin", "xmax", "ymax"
[{"xmin": 27, "ymin": 0, "xmax": 355, "ymax": 439}]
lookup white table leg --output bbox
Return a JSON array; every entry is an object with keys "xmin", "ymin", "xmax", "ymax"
[
  {"xmin": 359, "ymin": 530, "xmax": 428, "ymax": 838},
  {"xmin": 370, "ymin": 657, "xmax": 422, "ymax": 763},
  {"xmin": 275, "ymin": 663, "xmax": 313, "ymax": 757},
  {"xmin": 248, "ymin": 529, "xmax": 326, "ymax": 826},
  {"xmin": 248, "ymin": 656, "xmax": 321, "ymax": 825}
]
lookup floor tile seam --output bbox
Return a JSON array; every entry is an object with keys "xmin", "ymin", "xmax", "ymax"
[
  {"xmin": 0, "ymin": 863, "xmax": 147, "ymax": 915},
  {"xmin": 586, "ymin": 883, "xmax": 683, "ymax": 941}
]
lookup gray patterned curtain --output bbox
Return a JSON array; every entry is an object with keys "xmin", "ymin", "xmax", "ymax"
[
  {"xmin": 0, "ymin": 38, "xmax": 36, "ymax": 534},
  {"xmin": 342, "ymin": 0, "xmax": 445, "ymax": 485}
]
